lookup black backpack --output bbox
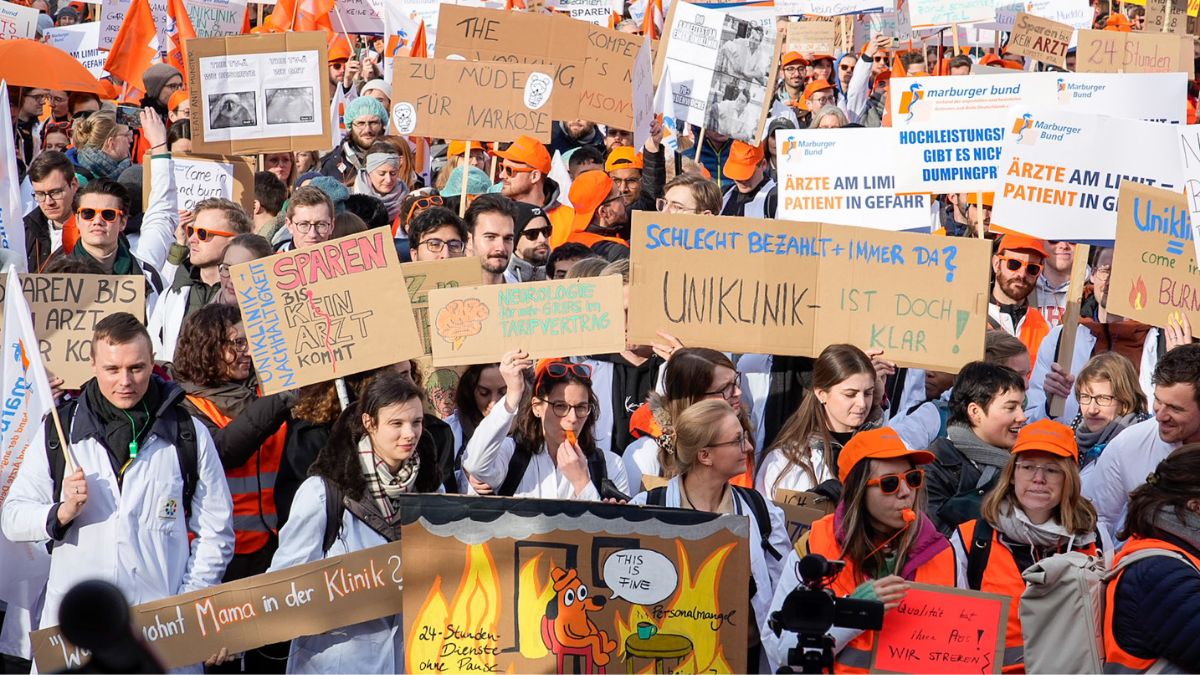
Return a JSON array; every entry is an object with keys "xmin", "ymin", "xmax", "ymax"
[
  {"xmin": 320, "ymin": 479, "xmax": 403, "ymax": 554},
  {"xmin": 646, "ymin": 484, "xmax": 782, "ymax": 563},
  {"xmin": 496, "ymin": 442, "xmax": 630, "ymax": 501}
]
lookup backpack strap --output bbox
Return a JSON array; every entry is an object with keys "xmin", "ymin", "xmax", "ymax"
[
  {"xmin": 321, "ymin": 478, "xmax": 346, "ymax": 555},
  {"xmin": 645, "ymin": 486, "xmax": 667, "ymax": 506},
  {"xmin": 497, "ymin": 444, "xmax": 534, "ymax": 497},
  {"xmin": 173, "ymin": 410, "xmax": 198, "ymax": 523},
  {"xmin": 586, "ymin": 449, "xmax": 606, "ymax": 495},
  {"xmin": 1105, "ymin": 547, "xmax": 1195, "ymax": 581},
  {"xmin": 967, "ymin": 519, "xmax": 994, "ymax": 591},
  {"xmin": 733, "ymin": 485, "xmax": 783, "ymax": 562}
]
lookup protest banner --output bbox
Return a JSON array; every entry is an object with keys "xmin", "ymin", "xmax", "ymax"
[
  {"xmin": 890, "ymin": 72, "xmax": 1186, "ymax": 193},
  {"xmin": 388, "ymin": 58, "xmax": 554, "ymax": 143},
  {"xmin": 143, "ymin": 153, "xmax": 256, "ymax": 214},
  {"xmin": 0, "ymin": 0, "xmax": 38, "ymax": 40},
  {"xmin": 0, "ymin": 275, "xmax": 144, "ymax": 388},
  {"xmin": 1075, "ymin": 30, "xmax": 1192, "ymax": 74},
  {"xmin": 870, "ymin": 583, "xmax": 1009, "ymax": 674},
  {"xmin": 627, "ymin": 212, "xmax": 991, "ymax": 372},
  {"xmin": 784, "ymin": 20, "xmax": 836, "ymax": 54},
  {"xmin": 31, "ymin": 540, "xmax": 404, "ymax": 672},
  {"xmin": 907, "ymin": 0, "xmax": 995, "ymax": 28},
  {"xmin": 777, "ymin": 128, "xmax": 932, "ymax": 231},
  {"xmin": 186, "ymin": 32, "xmax": 331, "ymax": 156},
  {"xmin": 631, "ymin": 36, "xmax": 655, "ymax": 150},
  {"xmin": 857, "ymin": 10, "xmax": 912, "ymax": 42},
  {"xmin": 991, "ymin": 108, "xmax": 1182, "ymax": 242},
  {"xmin": 400, "ymin": 494, "xmax": 750, "ymax": 674},
  {"xmin": 772, "ymin": 489, "xmax": 835, "ymax": 541},
  {"xmin": 1108, "ymin": 183, "xmax": 1198, "ymax": 329},
  {"xmin": 987, "ymin": 0, "xmax": 1093, "ymax": 30},
  {"xmin": 774, "ymin": 0, "xmax": 885, "ymax": 16},
  {"xmin": 1144, "ymin": 0, "xmax": 1188, "ymax": 33},
  {"xmin": 43, "ymin": 23, "xmax": 105, "ymax": 77},
  {"xmin": 427, "ymin": 275, "xmax": 626, "ymax": 367},
  {"xmin": 655, "ymin": 0, "xmax": 781, "ymax": 143},
  {"xmin": 1180, "ymin": 124, "xmax": 1200, "ymax": 263},
  {"xmin": 332, "ymin": 0, "xmax": 383, "ymax": 34},
  {"xmin": 185, "ymin": 0, "xmax": 249, "ymax": 37},
  {"xmin": 99, "ymin": 0, "xmax": 172, "ymax": 50},
  {"xmin": 400, "ymin": 257, "xmax": 484, "ymax": 357},
  {"xmin": 1006, "ymin": 12, "xmax": 1073, "ymax": 67},
  {"xmin": 229, "ymin": 230, "xmax": 423, "ymax": 395},
  {"xmin": 551, "ymin": 0, "xmax": 623, "ymax": 25}
]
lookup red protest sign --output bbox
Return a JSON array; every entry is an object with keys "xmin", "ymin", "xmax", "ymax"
[{"xmin": 871, "ymin": 583, "xmax": 1009, "ymax": 674}]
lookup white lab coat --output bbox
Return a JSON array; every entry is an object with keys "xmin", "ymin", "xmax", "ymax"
[
  {"xmin": 1082, "ymin": 418, "xmax": 1178, "ymax": 543},
  {"xmin": 267, "ymin": 477, "xmax": 403, "ymax": 674},
  {"xmin": 148, "ymin": 284, "xmax": 190, "ymax": 363},
  {"xmin": 755, "ymin": 446, "xmax": 831, "ymax": 502},
  {"xmin": 622, "ymin": 436, "xmax": 660, "ymax": 494},
  {"xmin": 460, "ymin": 401, "xmax": 630, "ymax": 500},
  {"xmin": 1026, "ymin": 324, "xmax": 1159, "ymax": 423}
]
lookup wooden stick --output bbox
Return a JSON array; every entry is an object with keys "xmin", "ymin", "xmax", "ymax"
[
  {"xmin": 489, "ymin": 152, "xmax": 498, "ymax": 183},
  {"xmin": 458, "ymin": 143, "xmax": 471, "ymax": 217},
  {"xmin": 49, "ymin": 404, "xmax": 77, "ymax": 475},
  {"xmin": 335, "ymin": 377, "xmax": 350, "ymax": 410},
  {"xmin": 951, "ymin": 21, "xmax": 961, "ymax": 54},
  {"xmin": 975, "ymin": 191, "xmax": 985, "ymax": 238},
  {"xmin": 694, "ymin": 124, "xmax": 707, "ymax": 162},
  {"xmin": 1049, "ymin": 244, "xmax": 1091, "ymax": 418}
]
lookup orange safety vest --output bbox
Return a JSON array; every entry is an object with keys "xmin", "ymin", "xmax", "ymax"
[
  {"xmin": 1018, "ymin": 306, "xmax": 1051, "ymax": 367},
  {"xmin": 565, "ymin": 229, "xmax": 629, "ymax": 251},
  {"xmin": 1103, "ymin": 536, "xmax": 1200, "ymax": 674},
  {"xmin": 957, "ymin": 519, "xmax": 1098, "ymax": 673},
  {"xmin": 186, "ymin": 395, "xmax": 286, "ymax": 555},
  {"xmin": 546, "ymin": 202, "xmax": 576, "ymax": 249},
  {"xmin": 806, "ymin": 513, "xmax": 958, "ymax": 673}
]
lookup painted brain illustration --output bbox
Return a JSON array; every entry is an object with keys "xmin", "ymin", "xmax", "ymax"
[{"xmin": 435, "ymin": 298, "xmax": 490, "ymax": 351}]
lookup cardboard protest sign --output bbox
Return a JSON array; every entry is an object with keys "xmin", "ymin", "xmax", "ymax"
[
  {"xmin": 332, "ymin": 0, "xmax": 383, "ymax": 34},
  {"xmin": 187, "ymin": 32, "xmax": 331, "ymax": 155},
  {"xmin": 229, "ymin": 230, "xmax": 423, "ymax": 395},
  {"xmin": 1076, "ymin": 30, "xmax": 1192, "ymax": 74},
  {"xmin": 100, "ymin": 0, "xmax": 171, "ymax": 50},
  {"xmin": 1109, "ymin": 183, "xmax": 1198, "ymax": 329},
  {"xmin": 400, "ymin": 494, "xmax": 750, "ymax": 673},
  {"xmin": 907, "ymin": 0, "xmax": 995, "ymax": 28},
  {"xmin": 631, "ymin": 37, "xmax": 655, "ymax": 150},
  {"xmin": 552, "ymin": 0, "xmax": 623, "ymax": 25},
  {"xmin": 871, "ymin": 583, "xmax": 1008, "ymax": 674},
  {"xmin": 655, "ymin": 1, "xmax": 781, "ymax": 143},
  {"xmin": 31, "ymin": 541, "xmax": 404, "ymax": 672},
  {"xmin": 43, "ymin": 23, "xmax": 105, "ymax": 77},
  {"xmin": 992, "ymin": 108, "xmax": 1182, "ymax": 242},
  {"xmin": 988, "ymin": 0, "xmax": 1093, "ymax": 30},
  {"xmin": 0, "ymin": 275, "xmax": 144, "ymax": 388},
  {"xmin": 627, "ymin": 212, "xmax": 991, "ymax": 372},
  {"xmin": 857, "ymin": 11, "xmax": 912, "ymax": 43},
  {"xmin": 1180, "ymin": 124, "xmax": 1200, "ymax": 264},
  {"xmin": 890, "ymin": 72, "xmax": 1186, "ymax": 193},
  {"xmin": 1144, "ymin": 0, "xmax": 1188, "ymax": 33},
  {"xmin": 774, "ymin": 0, "xmax": 885, "ymax": 17},
  {"xmin": 0, "ymin": 0, "xmax": 38, "ymax": 40},
  {"xmin": 185, "ymin": 0, "xmax": 249, "ymax": 37},
  {"xmin": 142, "ymin": 153, "xmax": 256, "ymax": 214},
  {"xmin": 785, "ymin": 20, "xmax": 836, "ymax": 54},
  {"xmin": 388, "ymin": 58, "xmax": 554, "ymax": 143},
  {"xmin": 427, "ymin": 275, "xmax": 626, "ymax": 366},
  {"xmin": 777, "ymin": 128, "xmax": 932, "ymax": 231},
  {"xmin": 773, "ymin": 489, "xmax": 835, "ymax": 541},
  {"xmin": 400, "ymin": 257, "xmax": 484, "ymax": 357},
  {"xmin": 1006, "ymin": 12, "xmax": 1073, "ymax": 67}
]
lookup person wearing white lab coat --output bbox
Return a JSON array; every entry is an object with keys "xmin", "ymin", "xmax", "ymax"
[
  {"xmin": 268, "ymin": 371, "xmax": 443, "ymax": 674},
  {"xmin": 461, "ymin": 351, "xmax": 629, "ymax": 500},
  {"xmin": 0, "ymin": 313, "xmax": 233, "ymax": 638}
]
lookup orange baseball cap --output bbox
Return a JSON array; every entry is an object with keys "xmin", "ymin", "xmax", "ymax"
[
  {"xmin": 328, "ymin": 37, "xmax": 351, "ymax": 62},
  {"xmin": 800, "ymin": 79, "xmax": 835, "ymax": 108},
  {"xmin": 810, "ymin": 53, "xmax": 835, "ymax": 63},
  {"xmin": 1104, "ymin": 13, "xmax": 1133, "ymax": 31},
  {"xmin": 975, "ymin": 192, "xmax": 994, "ymax": 208},
  {"xmin": 996, "ymin": 233, "xmax": 1048, "ymax": 258},
  {"xmin": 782, "ymin": 51, "xmax": 808, "ymax": 67},
  {"xmin": 605, "ymin": 146, "xmax": 643, "ymax": 172},
  {"xmin": 723, "ymin": 141, "xmax": 764, "ymax": 182},
  {"xmin": 569, "ymin": 170, "xmax": 614, "ymax": 233},
  {"xmin": 837, "ymin": 428, "xmax": 935, "ymax": 483},
  {"xmin": 448, "ymin": 140, "xmax": 487, "ymax": 157},
  {"xmin": 1011, "ymin": 419, "xmax": 1078, "ymax": 460},
  {"xmin": 492, "ymin": 135, "xmax": 552, "ymax": 175},
  {"xmin": 167, "ymin": 90, "xmax": 188, "ymax": 113}
]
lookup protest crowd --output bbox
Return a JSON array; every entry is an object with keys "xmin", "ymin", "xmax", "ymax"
[{"xmin": 1, "ymin": 0, "xmax": 1200, "ymax": 672}]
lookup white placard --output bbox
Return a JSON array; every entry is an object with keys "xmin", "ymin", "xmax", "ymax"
[{"xmin": 198, "ymin": 49, "xmax": 323, "ymax": 143}]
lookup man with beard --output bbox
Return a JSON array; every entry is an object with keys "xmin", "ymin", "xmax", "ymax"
[
  {"xmin": 319, "ymin": 97, "xmax": 388, "ymax": 184},
  {"xmin": 493, "ymin": 136, "xmax": 575, "ymax": 248},
  {"xmin": 549, "ymin": 118, "xmax": 606, "ymax": 157},
  {"xmin": 940, "ymin": 192, "xmax": 992, "ymax": 237},
  {"xmin": 504, "ymin": 203, "xmax": 550, "ymax": 282},
  {"xmin": 465, "ymin": 194, "xmax": 516, "ymax": 285},
  {"xmin": 987, "ymin": 233, "xmax": 1051, "ymax": 364}
]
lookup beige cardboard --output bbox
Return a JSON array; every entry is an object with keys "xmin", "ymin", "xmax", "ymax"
[
  {"xmin": 1075, "ymin": 29, "xmax": 1191, "ymax": 74},
  {"xmin": 785, "ymin": 20, "xmax": 836, "ymax": 54},
  {"xmin": 0, "ymin": 275, "xmax": 144, "ymax": 388},
  {"xmin": 428, "ymin": 274, "xmax": 626, "ymax": 366},
  {"xmin": 31, "ymin": 541, "xmax": 404, "ymax": 672},
  {"xmin": 229, "ymin": 230, "xmax": 423, "ymax": 395},
  {"xmin": 400, "ymin": 257, "xmax": 486, "ymax": 356},
  {"xmin": 772, "ymin": 488, "xmax": 834, "ymax": 540},
  {"xmin": 142, "ymin": 153, "xmax": 256, "ymax": 214},
  {"xmin": 1006, "ymin": 12, "xmax": 1073, "ymax": 67},
  {"xmin": 1146, "ymin": 0, "xmax": 1188, "ymax": 34},
  {"xmin": 627, "ymin": 212, "xmax": 990, "ymax": 372},
  {"xmin": 1108, "ymin": 182, "xmax": 1199, "ymax": 329},
  {"xmin": 186, "ymin": 31, "xmax": 331, "ymax": 155},
  {"xmin": 388, "ymin": 57, "xmax": 553, "ymax": 143}
]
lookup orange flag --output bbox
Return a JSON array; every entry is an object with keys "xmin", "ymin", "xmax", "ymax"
[
  {"xmin": 408, "ymin": 20, "xmax": 427, "ymax": 58},
  {"xmin": 165, "ymin": 0, "xmax": 196, "ymax": 80},
  {"xmin": 641, "ymin": 0, "xmax": 662, "ymax": 39},
  {"xmin": 266, "ymin": 0, "xmax": 335, "ymax": 33},
  {"xmin": 104, "ymin": 0, "xmax": 158, "ymax": 97}
]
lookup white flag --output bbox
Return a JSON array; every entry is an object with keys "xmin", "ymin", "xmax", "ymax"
[{"xmin": 0, "ymin": 83, "xmax": 28, "ymax": 272}]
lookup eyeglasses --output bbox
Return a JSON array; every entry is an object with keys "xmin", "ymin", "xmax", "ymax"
[
  {"xmin": 1078, "ymin": 393, "xmax": 1118, "ymax": 407},
  {"xmin": 708, "ymin": 431, "xmax": 748, "ymax": 449},
  {"xmin": 72, "ymin": 109, "xmax": 97, "ymax": 120},
  {"xmin": 655, "ymin": 198, "xmax": 701, "ymax": 214},
  {"xmin": 545, "ymin": 400, "xmax": 593, "ymax": 418},
  {"xmin": 218, "ymin": 263, "xmax": 233, "ymax": 277},
  {"xmin": 839, "ymin": 63, "xmax": 855, "ymax": 71},
  {"xmin": 186, "ymin": 225, "xmax": 235, "ymax": 241},
  {"xmin": 598, "ymin": 194, "xmax": 624, "ymax": 212},
  {"xmin": 520, "ymin": 227, "xmax": 550, "ymax": 241},
  {"xmin": 999, "ymin": 256, "xmax": 1043, "ymax": 278},
  {"xmin": 33, "ymin": 188, "xmax": 68, "ymax": 203},
  {"xmin": 419, "ymin": 238, "xmax": 466, "ymax": 254},
  {"xmin": 76, "ymin": 207, "xmax": 123, "ymax": 222},
  {"xmin": 704, "ymin": 375, "xmax": 741, "ymax": 401},
  {"xmin": 1091, "ymin": 265, "xmax": 1112, "ymax": 280},
  {"xmin": 291, "ymin": 220, "xmax": 334, "ymax": 235},
  {"xmin": 405, "ymin": 194, "xmax": 444, "ymax": 223},
  {"xmin": 35, "ymin": 94, "xmax": 68, "ymax": 104},
  {"xmin": 224, "ymin": 337, "xmax": 249, "ymax": 353},
  {"xmin": 351, "ymin": 120, "xmax": 383, "ymax": 129},
  {"xmin": 611, "ymin": 176, "xmax": 640, "ymax": 188},
  {"xmin": 867, "ymin": 468, "xmax": 925, "ymax": 494},
  {"xmin": 873, "ymin": 56, "xmax": 889, "ymax": 63},
  {"xmin": 1015, "ymin": 462, "xmax": 1065, "ymax": 480},
  {"xmin": 536, "ymin": 361, "xmax": 593, "ymax": 391},
  {"xmin": 809, "ymin": 95, "xmax": 836, "ymax": 107},
  {"xmin": 782, "ymin": 65, "xmax": 805, "ymax": 74},
  {"xmin": 500, "ymin": 163, "xmax": 535, "ymax": 177}
]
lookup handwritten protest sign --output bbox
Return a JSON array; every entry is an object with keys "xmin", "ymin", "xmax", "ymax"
[
  {"xmin": 185, "ymin": 0, "xmax": 248, "ymax": 37},
  {"xmin": 628, "ymin": 212, "xmax": 990, "ymax": 372},
  {"xmin": 100, "ymin": 0, "xmax": 171, "ymax": 50},
  {"xmin": 143, "ymin": 153, "xmax": 255, "ymax": 213},
  {"xmin": 43, "ymin": 23, "xmax": 105, "ymax": 77},
  {"xmin": 777, "ymin": 129, "xmax": 931, "ymax": 231},
  {"xmin": 1109, "ymin": 183, "xmax": 1198, "ymax": 329},
  {"xmin": 1006, "ymin": 13, "xmax": 1073, "ymax": 67},
  {"xmin": 774, "ymin": 0, "xmax": 885, "ymax": 16},
  {"xmin": 31, "ymin": 541, "xmax": 403, "ymax": 672},
  {"xmin": 858, "ymin": 10, "xmax": 912, "ymax": 42},
  {"xmin": 1144, "ymin": 0, "xmax": 1188, "ymax": 33},
  {"xmin": 631, "ymin": 37, "xmax": 655, "ymax": 150},
  {"xmin": 401, "ymin": 494, "xmax": 749, "ymax": 673},
  {"xmin": 0, "ymin": 0, "xmax": 38, "ymax": 40},
  {"xmin": 907, "ymin": 0, "xmax": 995, "ymax": 28},
  {"xmin": 389, "ymin": 58, "xmax": 553, "ymax": 143},
  {"xmin": 187, "ymin": 32, "xmax": 331, "ymax": 155},
  {"xmin": 400, "ymin": 257, "xmax": 484, "ymax": 357},
  {"xmin": 773, "ymin": 489, "xmax": 834, "ymax": 540},
  {"xmin": 1075, "ymin": 30, "xmax": 1192, "ymax": 74},
  {"xmin": 785, "ymin": 20, "xmax": 836, "ymax": 54},
  {"xmin": 992, "ymin": 108, "xmax": 1182, "ymax": 242},
  {"xmin": 0, "ymin": 275, "xmax": 144, "ymax": 388},
  {"xmin": 230, "ymin": 230, "xmax": 423, "ymax": 395},
  {"xmin": 332, "ymin": 0, "xmax": 383, "ymax": 34},
  {"xmin": 871, "ymin": 584, "xmax": 1008, "ymax": 674},
  {"xmin": 428, "ymin": 275, "xmax": 626, "ymax": 366},
  {"xmin": 1179, "ymin": 125, "xmax": 1200, "ymax": 264},
  {"xmin": 987, "ymin": 0, "xmax": 1093, "ymax": 30},
  {"xmin": 552, "ymin": 0, "xmax": 623, "ymax": 25}
]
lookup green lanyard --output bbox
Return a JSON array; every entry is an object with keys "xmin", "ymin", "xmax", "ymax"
[{"xmin": 118, "ymin": 403, "xmax": 149, "ymax": 476}]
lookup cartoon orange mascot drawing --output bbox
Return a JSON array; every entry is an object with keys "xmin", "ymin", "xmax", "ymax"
[{"xmin": 547, "ymin": 566, "xmax": 617, "ymax": 668}]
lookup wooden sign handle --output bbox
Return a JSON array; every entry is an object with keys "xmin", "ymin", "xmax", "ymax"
[{"xmin": 1048, "ymin": 244, "xmax": 1091, "ymax": 418}]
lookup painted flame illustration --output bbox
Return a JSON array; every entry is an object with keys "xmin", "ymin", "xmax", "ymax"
[
  {"xmin": 435, "ymin": 298, "xmax": 490, "ymax": 351},
  {"xmin": 407, "ymin": 544, "xmax": 506, "ymax": 674},
  {"xmin": 1130, "ymin": 276, "xmax": 1148, "ymax": 311},
  {"xmin": 516, "ymin": 554, "xmax": 556, "ymax": 659}
]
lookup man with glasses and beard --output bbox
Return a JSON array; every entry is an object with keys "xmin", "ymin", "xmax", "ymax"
[
  {"xmin": 465, "ymin": 194, "xmax": 517, "ymax": 285},
  {"xmin": 319, "ymin": 97, "xmax": 389, "ymax": 184},
  {"xmin": 988, "ymin": 234, "xmax": 1052, "ymax": 365}
]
